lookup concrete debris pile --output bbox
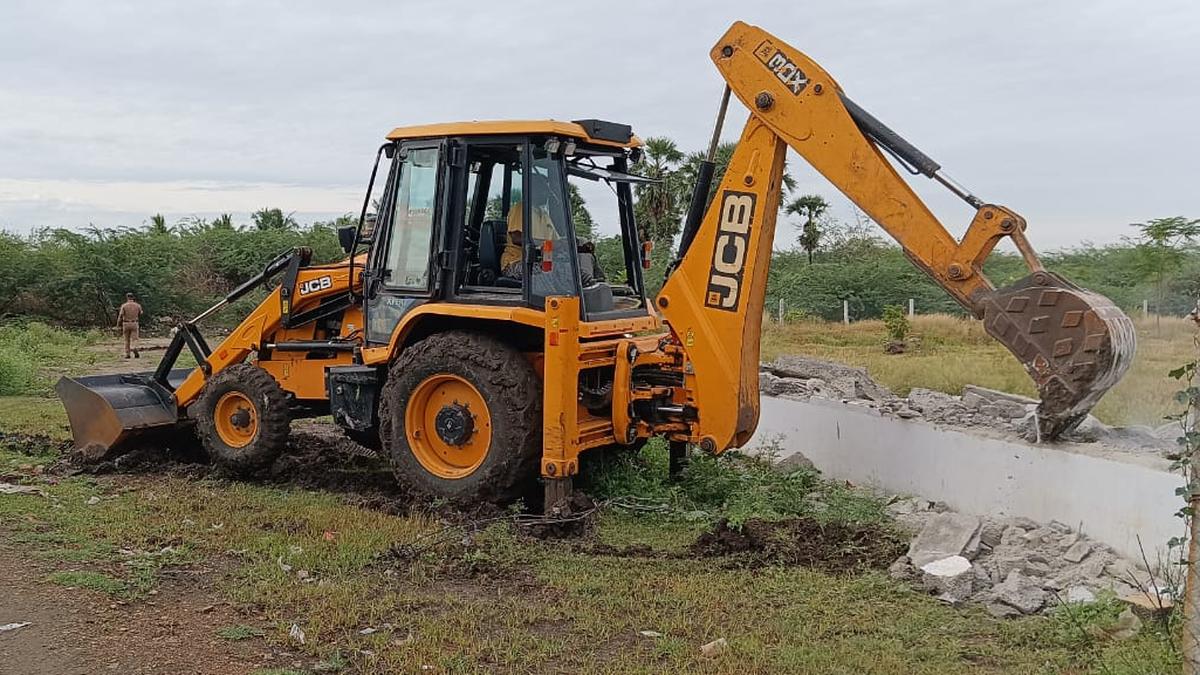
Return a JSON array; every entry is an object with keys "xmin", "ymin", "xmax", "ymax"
[
  {"xmin": 760, "ymin": 356, "xmax": 1175, "ymax": 455},
  {"xmin": 885, "ymin": 497, "xmax": 1170, "ymax": 618}
]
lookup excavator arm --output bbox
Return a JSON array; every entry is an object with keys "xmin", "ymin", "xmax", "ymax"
[{"xmin": 657, "ymin": 22, "xmax": 1135, "ymax": 449}]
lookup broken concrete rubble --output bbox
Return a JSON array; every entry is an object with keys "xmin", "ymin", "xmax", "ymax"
[
  {"xmin": 880, "ymin": 494, "xmax": 1166, "ymax": 616},
  {"xmin": 764, "ymin": 355, "xmax": 893, "ymax": 402},
  {"xmin": 1062, "ymin": 540, "xmax": 1091, "ymax": 563},
  {"xmin": 991, "ymin": 570, "xmax": 1048, "ymax": 614},
  {"xmin": 761, "ymin": 355, "xmax": 1174, "ymax": 456},
  {"xmin": 919, "ymin": 555, "xmax": 975, "ymax": 605},
  {"xmin": 1065, "ymin": 586, "xmax": 1096, "ymax": 604},
  {"xmin": 907, "ymin": 513, "xmax": 982, "ymax": 568}
]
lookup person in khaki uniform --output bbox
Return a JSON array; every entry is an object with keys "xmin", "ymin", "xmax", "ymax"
[{"xmin": 116, "ymin": 292, "xmax": 143, "ymax": 359}]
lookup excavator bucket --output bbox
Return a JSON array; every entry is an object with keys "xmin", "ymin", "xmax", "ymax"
[
  {"xmin": 979, "ymin": 272, "xmax": 1136, "ymax": 441},
  {"xmin": 55, "ymin": 369, "xmax": 192, "ymax": 461}
]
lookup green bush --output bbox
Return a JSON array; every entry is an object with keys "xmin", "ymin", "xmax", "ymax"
[
  {"xmin": 881, "ymin": 304, "xmax": 910, "ymax": 342},
  {"xmin": 0, "ymin": 346, "xmax": 38, "ymax": 395},
  {"xmin": 581, "ymin": 438, "xmax": 884, "ymax": 528},
  {"xmin": 0, "ymin": 209, "xmax": 1187, "ymax": 327},
  {"xmin": 2, "ymin": 218, "xmax": 346, "ymax": 326},
  {"xmin": 782, "ymin": 308, "xmax": 811, "ymax": 323},
  {"xmin": 0, "ymin": 322, "xmax": 99, "ymax": 395}
]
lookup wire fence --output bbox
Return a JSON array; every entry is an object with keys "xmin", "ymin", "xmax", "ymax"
[{"xmin": 765, "ymin": 297, "xmax": 1160, "ymax": 325}]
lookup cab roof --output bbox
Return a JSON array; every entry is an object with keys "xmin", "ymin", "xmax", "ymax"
[{"xmin": 386, "ymin": 119, "xmax": 642, "ymax": 149}]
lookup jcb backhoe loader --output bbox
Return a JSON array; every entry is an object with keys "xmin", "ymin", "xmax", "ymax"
[{"xmin": 57, "ymin": 22, "xmax": 1135, "ymax": 505}]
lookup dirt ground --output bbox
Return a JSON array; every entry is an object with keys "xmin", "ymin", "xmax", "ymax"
[
  {"xmin": 81, "ymin": 335, "xmax": 176, "ymax": 376},
  {"xmin": 0, "ymin": 545, "xmax": 268, "ymax": 674}
]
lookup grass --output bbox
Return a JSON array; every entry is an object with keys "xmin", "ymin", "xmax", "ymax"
[
  {"xmin": 47, "ymin": 570, "xmax": 128, "ymax": 596},
  {"xmin": 762, "ymin": 313, "xmax": 1193, "ymax": 426},
  {"xmin": 0, "ymin": 396, "xmax": 71, "ymax": 439},
  {"xmin": 0, "ymin": 321, "xmax": 105, "ymax": 395},
  {"xmin": 582, "ymin": 439, "xmax": 889, "ymax": 529},
  {"xmin": 0, "ymin": 436, "xmax": 1181, "ymax": 673},
  {"xmin": 0, "ymin": 317, "xmax": 1188, "ymax": 670}
]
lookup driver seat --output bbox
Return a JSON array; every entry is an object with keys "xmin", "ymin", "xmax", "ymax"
[{"xmin": 477, "ymin": 219, "xmax": 521, "ymax": 288}]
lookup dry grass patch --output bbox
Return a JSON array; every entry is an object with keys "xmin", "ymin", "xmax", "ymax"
[{"xmin": 762, "ymin": 314, "xmax": 1192, "ymax": 426}]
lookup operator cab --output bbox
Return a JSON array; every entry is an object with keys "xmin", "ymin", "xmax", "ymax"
[{"xmin": 349, "ymin": 120, "xmax": 654, "ymax": 344}]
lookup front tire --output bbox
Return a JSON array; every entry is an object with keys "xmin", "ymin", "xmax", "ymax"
[
  {"xmin": 195, "ymin": 363, "xmax": 290, "ymax": 475},
  {"xmin": 380, "ymin": 331, "xmax": 541, "ymax": 504}
]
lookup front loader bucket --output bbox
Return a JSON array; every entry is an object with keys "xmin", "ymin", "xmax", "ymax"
[
  {"xmin": 55, "ymin": 369, "xmax": 192, "ymax": 461},
  {"xmin": 979, "ymin": 272, "xmax": 1136, "ymax": 441}
]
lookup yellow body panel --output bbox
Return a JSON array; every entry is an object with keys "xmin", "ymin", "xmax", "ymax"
[
  {"xmin": 656, "ymin": 117, "xmax": 787, "ymax": 451},
  {"xmin": 387, "ymin": 120, "xmax": 642, "ymax": 149},
  {"xmin": 174, "ymin": 263, "xmax": 359, "ymax": 407}
]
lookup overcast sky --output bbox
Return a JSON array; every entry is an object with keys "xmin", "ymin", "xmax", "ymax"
[{"xmin": 1, "ymin": 0, "xmax": 1196, "ymax": 250}]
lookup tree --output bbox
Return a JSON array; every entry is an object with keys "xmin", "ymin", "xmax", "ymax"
[
  {"xmin": 675, "ymin": 142, "xmax": 797, "ymax": 234},
  {"xmin": 146, "ymin": 213, "xmax": 171, "ymax": 235},
  {"xmin": 631, "ymin": 137, "xmax": 685, "ymax": 246},
  {"xmin": 252, "ymin": 208, "xmax": 298, "ymax": 231},
  {"xmin": 567, "ymin": 183, "xmax": 595, "ymax": 240},
  {"xmin": 675, "ymin": 142, "xmax": 736, "ymax": 216},
  {"xmin": 1131, "ymin": 216, "xmax": 1200, "ymax": 321},
  {"xmin": 785, "ymin": 194, "xmax": 829, "ymax": 264},
  {"xmin": 211, "ymin": 213, "xmax": 235, "ymax": 230}
]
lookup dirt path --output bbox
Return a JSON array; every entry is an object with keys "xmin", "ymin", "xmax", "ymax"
[
  {"xmin": 0, "ymin": 545, "xmax": 270, "ymax": 674},
  {"xmin": 81, "ymin": 336, "xmax": 177, "ymax": 376}
]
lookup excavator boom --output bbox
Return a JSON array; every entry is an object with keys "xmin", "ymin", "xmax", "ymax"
[{"xmin": 658, "ymin": 22, "xmax": 1135, "ymax": 446}]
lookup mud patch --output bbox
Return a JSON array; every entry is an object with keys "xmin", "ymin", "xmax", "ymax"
[
  {"xmin": 0, "ymin": 432, "xmax": 71, "ymax": 456},
  {"xmin": 268, "ymin": 424, "xmax": 399, "ymax": 497},
  {"xmin": 520, "ymin": 492, "xmax": 599, "ymax": 539},
  {"xmin": 690, "ymin": 517, "xmax": 905, "ymax": 573}
]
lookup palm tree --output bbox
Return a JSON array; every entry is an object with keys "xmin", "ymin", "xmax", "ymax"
[
  {"xmin": 786, "ymin": 194, "xmax": 829, "ymax": 264},
  {"xmin": 676, "ymin": 143, "xmax": 797, "ymax": 218},
  {"xmin": 146, "ymin": 213, "xmax": 171, "ymax": 235},
  {"xmin": 252, "ymin": 208, "xmax": 298, "ymax": 231},
  {"xmin": 567, "ymin": 183, "xmax": 595, "ymax": 240},
  {"xmin": 631, "ymin": 137, "xmax": 684, "ymax": 245}
]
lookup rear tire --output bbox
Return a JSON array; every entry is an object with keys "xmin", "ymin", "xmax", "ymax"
[
  {"xmin": 195, "ymin": 363, "xmax": 290, "ymax": 475},
  {"xmin": 380, "ymin": 331, "xmax": 541, "ymax": 505}
]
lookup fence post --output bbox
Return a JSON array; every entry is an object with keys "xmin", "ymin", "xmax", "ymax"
[
  {"xmin": 843, "ymin": 300, "xmax": 849, "ymax": 325},
  {"xmin": 1143, "ymin": 299, "xmax": 1149, "ymax": 317},
  {"xmin": 908, "ymin": 298, "xmax": 915, "ymax": 318},
  {"xmin": 778, "ymin": 298, "xmax": 785, "ymax": 324}
]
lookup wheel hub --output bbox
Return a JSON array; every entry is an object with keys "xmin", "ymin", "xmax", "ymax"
[
  {"xmin": 213, "ymin": 390, "xmax": 258, "ymax": 449},
  {"xmin": 405, "ymin": 373, "xmax": 492, "ymax": 480},
  {"xmin": 229, "ymin": 408, "xmax": 252, "ymax": 430},
  {"xmin": 434, "ymin": 403, "xmax": 475, "ymax": 446}
]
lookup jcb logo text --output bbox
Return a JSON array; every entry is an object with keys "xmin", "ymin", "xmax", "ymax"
[
  {"xmin": 705, "ymin": 191, "xmax": 756, "ymax": 312},
  {"xmin": 299, "ymin": 276, "xmax": 333, "ymax": 296},
  {"xmin": 753, "ymin": 40, "xmax": 808, "ymax": 95}
]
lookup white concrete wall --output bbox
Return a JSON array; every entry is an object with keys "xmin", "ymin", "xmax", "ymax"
[{"xmin": 752, "ymin": 396, "xmax": 1186, "ymax": 563}]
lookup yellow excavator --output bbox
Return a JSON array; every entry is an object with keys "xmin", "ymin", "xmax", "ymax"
[{"xmin": 57, "ymin": 22, "xmax": 1135, "ymax": 504}]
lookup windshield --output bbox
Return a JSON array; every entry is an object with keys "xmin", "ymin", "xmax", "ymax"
[{"xmin": 562, "ymin": 147, "xmax": 651, "ymax": 313}]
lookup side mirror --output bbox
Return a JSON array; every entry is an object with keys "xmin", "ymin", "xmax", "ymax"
[{"xmin": 337, "ymin": 225, "xmax": 356, "ymax": 254}]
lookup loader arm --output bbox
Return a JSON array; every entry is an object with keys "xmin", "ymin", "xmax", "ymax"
[{"xmin": 657, "ymin": 21, "xmax": 1135, "ymax": 450}]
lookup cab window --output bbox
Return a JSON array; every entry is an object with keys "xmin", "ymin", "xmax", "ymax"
[
  {"xmin": 384, "ymin": 147, "xmax": 439, "ymax": 289},
  {"xmin": 525, "ymin": 145, "xmax": 579, "ymax": 306}
]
